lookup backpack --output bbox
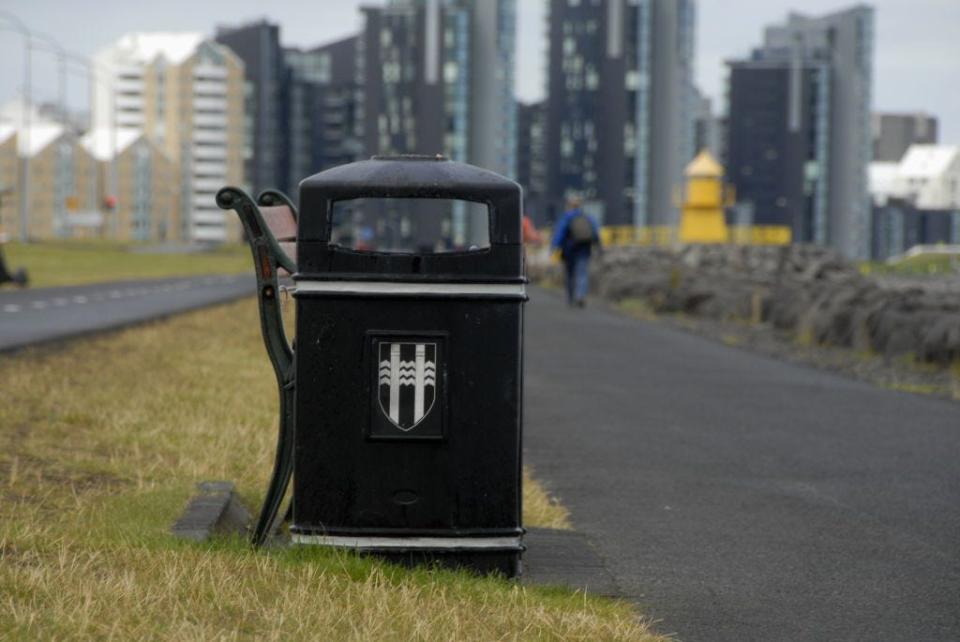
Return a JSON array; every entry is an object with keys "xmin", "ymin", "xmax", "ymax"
[{"xmin": 567, "ymin": 214, "xmax": 594, "ymax": 245}]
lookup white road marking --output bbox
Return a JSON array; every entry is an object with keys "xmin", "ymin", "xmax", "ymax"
[{"xmin": 1, "ymin": 277, "xmax": 219, "ymax": 318}]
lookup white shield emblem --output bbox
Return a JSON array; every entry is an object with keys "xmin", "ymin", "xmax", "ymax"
[{"xmin": 378, "ymin": 342, "xmax": 437, "ymax": 431}]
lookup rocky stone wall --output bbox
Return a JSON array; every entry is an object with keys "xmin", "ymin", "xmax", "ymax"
[{"xmin": 584, "ymin": 245, "xmax": 960, "ymax": 366}]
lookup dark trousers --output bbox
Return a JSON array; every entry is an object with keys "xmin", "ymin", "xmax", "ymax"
[{"xmin": 563, "ymin": 251, "xmax": 590, "ymax": 304}]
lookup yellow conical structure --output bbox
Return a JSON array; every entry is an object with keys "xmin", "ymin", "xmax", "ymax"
[{"xmin": 679, "ymin": 150, "xmax": 729, "ymax": 244}]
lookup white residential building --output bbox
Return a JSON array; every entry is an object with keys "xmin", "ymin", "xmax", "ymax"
[
  {"xmin": 92, "ymin": 33, "xmax": 245, "ymax": 243},
  {"xmin": 870, "ymin": 145, "xmax": 960, "ymax": 210}
]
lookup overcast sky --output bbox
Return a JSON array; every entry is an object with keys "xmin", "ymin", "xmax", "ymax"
[{"xmin": 1, "ymin": 0, "xmax": 958, "ymax": 141}]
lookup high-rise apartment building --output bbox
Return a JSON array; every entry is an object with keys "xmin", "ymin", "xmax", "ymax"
[
  {"xmin": 359, "ymin": 0, "xmax": 517, "ymax": 245},
  {"xmin": 516, "ymin": 100, "xmax": 548, "ymax": 223},
  {"xmin": 215, "ymin": 21, "xmax": 286, "ymax": 198},
  {"xmin": 93, "ymin": 33, "xmax": 245, "ymax": 243},
  {"xmin": 726, "ymin": 6, "xmax": 874, "ymax": 258},
  {"xmin": 872, "ymin": 112, "xmax": 938, "ymax": 163},
  {"xmin": 692, "ymin": 87, "xmax": 720, "ymax": 160},
  {"xmin": 284, "ymin": 35, "xmax": 363, "ymax": 190},
  {"xmin": 726, "ymin": 57, "xmax": 829, "ymax": 243},
  {"xmin": 543, "ymin": 0, "xmax": 696, "ymax": 234},
  {"xmin": 217, "ymin": 21, "xmax": 365, "ymax": 199},
  {"xmin": 0, "ymin": 125, "xmax": 18, "ymax": 239},
  {"xmin": 360, "ymin": 0, "xmax": 515, "ymax": 174}
]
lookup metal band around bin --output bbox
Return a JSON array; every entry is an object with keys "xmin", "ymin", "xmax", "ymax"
[
  {"xmin": 294, "ymin": 281, "xmax": 526, "ymax": 297},
  {"xmin": 291, "ymin": 533, "xmax": 523, "ymax": 551}
]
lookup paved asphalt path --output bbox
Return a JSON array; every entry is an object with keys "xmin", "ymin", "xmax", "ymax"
[
  {"xmin": 523, "ymin": 286, "xmax": 959, "ymax": 641},
  {"xmin": 0, "ymin": 274, "xmax": 254, "ymax": 351}
]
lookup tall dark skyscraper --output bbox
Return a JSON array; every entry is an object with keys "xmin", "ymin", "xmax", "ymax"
[
  {"xmin": 215, "ymin": 21, "xmax": 286, "ymax": 197},
  {"xmin": 217, "ymin": 22, "xmax": 363, "ymax": 200},
  {"xmin": 726, "ymin": 58, "xmax": 828, "ymax": 242},
  {"xmin": 284, "ymin": 36, "xmax": 362, "ymax": 190},
  {"xmin": 544, "ymin": 0, "xmax": 696, "ymax": 231},
  {"xmin": 359, "ymin": 0, "xmax": 517, "ymax": 245},
  {"xmin": 726, "ymin": 6, "xmax": 874, "ymax": 258},
  {"xmin": 516, "ymin": 100, "xmax": 548, "ymax": 223}
]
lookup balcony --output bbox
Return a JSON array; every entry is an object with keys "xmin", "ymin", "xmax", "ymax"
[
  {"xmin": 115, "ymin": 94, "xmax": 143, "ymax": 110},
  {"xmin": 192, "ymin": 129, "xmax": 227, "ymax": 144},
  {"xmin": 115, "ymin": 78, "xmax": 143, "ymax": 94},
  {"xmin": 193, "ymin": 147, "xmax": 227, "ymax": 163},
  {"xmin": 190, "ymin": 210, "xmax": 224, "ymax": 225},
  {"xmin": 116, "ymin": 113, "xmax": 144, "ymax": 127},
  {"xmin": 193, "ymin": 80, "xmax": 227, "ymax": 96},
  {"xmin": 193, "ymin": 96, "xmax": 227, "ymax": 112},
  {"xmin": 192, "ymin": 64, "xmax": 228, "ymax": 80},
  {"xmin": 192, "ymin": 177, "xmax": 225, "ymax": 192},
  {"xmin": 193, "ymin": 113, "xmax": 227, "ymax": 128},
  {"xmin": 190, "ymin": 226, "xmax": 227, "ymax": 243}
]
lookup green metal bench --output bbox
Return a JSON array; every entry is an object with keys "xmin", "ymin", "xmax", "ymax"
[{"xmin": 215, "ymin": 186, "xmax": 298, "ymax": 546}]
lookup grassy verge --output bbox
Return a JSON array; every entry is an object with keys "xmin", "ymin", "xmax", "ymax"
[
  {"xmin": 3, "ymin": 241, "xmax": 248, "ymax": 288},
  {"xmin": 0, "ymin": 298, "xmax": 661, "ymax": 640}
]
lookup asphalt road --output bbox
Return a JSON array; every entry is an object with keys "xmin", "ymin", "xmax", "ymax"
[
  {"xmin": 524, "ymin": 286, "xmax": 959, "ymax": 641},
  {"xmin": 0, "ymin": 274, "xmax": 254, "ymax": 352}
]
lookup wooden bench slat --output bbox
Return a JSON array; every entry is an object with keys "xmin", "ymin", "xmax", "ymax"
[{"xmin": 261, "ymin": 205, "xmax": 298, "ymax": 242}]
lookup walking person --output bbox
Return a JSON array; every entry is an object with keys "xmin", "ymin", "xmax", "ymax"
[{"xmin": 551, "ymin": 196, "xmax": 601, "ymax": 307}]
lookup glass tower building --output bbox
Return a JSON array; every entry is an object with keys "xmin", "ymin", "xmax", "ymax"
[
  {"xmin": 727, "ymin": 6, "xmax": 875, "ymax": 258},
  {"xmin": 360, "ymin": 0, "xmax": 517, "ymax": 246},
  {"xmin": 544, "ymin": 0, "xmax": 696, "ymax": 232}
]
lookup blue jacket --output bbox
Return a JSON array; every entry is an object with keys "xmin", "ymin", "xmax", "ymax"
[{"xmin": 551, "ymin": 208, "xmax": 600, "ymax": 259}]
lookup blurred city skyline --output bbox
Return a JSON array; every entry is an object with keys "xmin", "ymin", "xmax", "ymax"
[{"xmin": 0, "ymin": 0, "xmax": 958, "ymax": 140}]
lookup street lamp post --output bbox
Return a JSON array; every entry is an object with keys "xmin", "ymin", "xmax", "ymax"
[
  {"xmin": 0, "ymin": 11, "xmax": 33, "ymax": 242},
  {"xmin": 2, "ymin": 10, "xmax": 121, "ymax": 242},
  {"xmin": 29, "ymin": 31, "xmax": 69, "ymax": 127},
  {"xmin": 61, "ymin": 54, "xmax": 117, "ymax": 239}
]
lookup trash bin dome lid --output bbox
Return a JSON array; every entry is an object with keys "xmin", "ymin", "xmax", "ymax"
[
  {"xmin": 299, "ymin": 155, "xmax": 518, "ymax": 200},
  {"xmin": 294, "ymin": 155, "xmax": 524, "ymax": 281}
]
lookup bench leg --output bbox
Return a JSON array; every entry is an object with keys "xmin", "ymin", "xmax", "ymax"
[{"xmin": 251, "ymin": 380, "xmax": 295, "ymax": 546}]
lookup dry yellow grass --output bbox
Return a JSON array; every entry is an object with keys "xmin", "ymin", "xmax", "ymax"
[
  {"xmin": 0, "ymin": 298, "xmax": 664, "ymax": 641},
  {"xmin": 523, "ymin": 469, "xmax": 572, "ymax": 530}
]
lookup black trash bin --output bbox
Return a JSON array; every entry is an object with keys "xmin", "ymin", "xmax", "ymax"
[{"xmin": 290, "ymin": 155, "xmax": 527, "ymax": 576}]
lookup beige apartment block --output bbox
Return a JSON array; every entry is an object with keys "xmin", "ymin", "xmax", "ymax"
[
  {"xmin": 81, "ymin": 128, "xmax": 180, "ymax": 241},
  {"xmin": 0, "ymin": 126, "xmax": 18, "ymax": 240},
  {"xmin": 93, "ymin": 33, "xmax": 245, "ymax": 243},
  {"xmin": 1, "ymin": 122, "xmax": 97, "ymax": 241}
]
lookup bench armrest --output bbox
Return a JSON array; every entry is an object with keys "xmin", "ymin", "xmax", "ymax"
[{"xmin": 216, "ymin": 186, "xmax": 295, "ymax": 380}]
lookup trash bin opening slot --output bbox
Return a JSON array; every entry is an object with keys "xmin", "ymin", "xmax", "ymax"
[{"xmin": 330, "ymin": 198, "xmax": 491, "ymax": 254}]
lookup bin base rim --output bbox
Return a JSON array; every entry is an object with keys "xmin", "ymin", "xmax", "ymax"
[{"xmin": 290, "ymin": 533, "xmax": 523, "ymax": 552}]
